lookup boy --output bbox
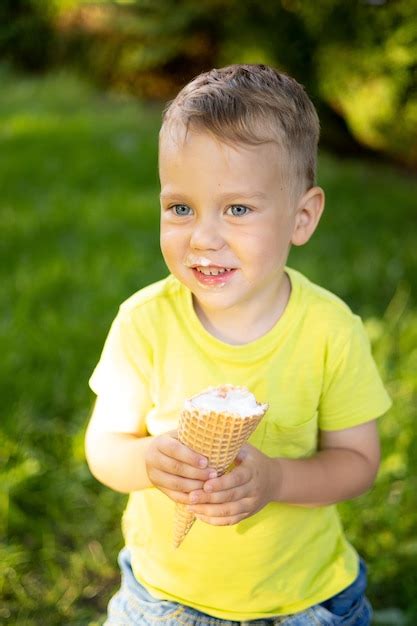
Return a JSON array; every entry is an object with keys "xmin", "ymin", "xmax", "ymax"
[{"xmin": 85, "ymin": 64, "xmax": 392, "ymax": 625}]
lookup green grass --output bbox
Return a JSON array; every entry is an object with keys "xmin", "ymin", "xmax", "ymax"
[{"xmin": 1, "ymin": 66, "xmax": 416, "ymax": 625}]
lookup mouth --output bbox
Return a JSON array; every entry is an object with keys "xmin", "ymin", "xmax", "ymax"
[
  {"xmin": 184, "ymin": 255, "xmax": 238, "ymax": 286},
  {"xmin": 193, "ymin": 266, "xmax": 234, "ymax": 276},
  {"xmin": 190, "ymin": 265, "xmax": 237, "ymax": 286}
]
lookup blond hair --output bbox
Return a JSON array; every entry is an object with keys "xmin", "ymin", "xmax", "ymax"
[{"xmin": 159, "ymin": 63, "xmax": 320, "ymax": 199}]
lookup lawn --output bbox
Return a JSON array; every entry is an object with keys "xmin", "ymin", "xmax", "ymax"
[{"xmin": 1, "ymin": 67, "xmax": 416, "ymax": 625}]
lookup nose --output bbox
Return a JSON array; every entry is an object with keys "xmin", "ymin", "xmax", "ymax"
[{"xmin": 190, "ymin": 216, "xmax": 225, "ymax": 251}]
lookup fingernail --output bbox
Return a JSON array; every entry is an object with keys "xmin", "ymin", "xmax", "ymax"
[
  {"xmin": 205, "ymin": 484, "xmax": 213, "ymax": 492},
  {"xmin": 199, "ymin": 458, "xmax": 208, "ymax": 468},
  {"xmin": 190, "ymin": 494, "xmax": 198, "ymax": 503},
  {"xmin": 208, "ymin": 471, "xmax": 217, "ymax": 479}
]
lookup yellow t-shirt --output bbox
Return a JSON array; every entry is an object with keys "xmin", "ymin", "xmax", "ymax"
[{"xmin": 88, "ymin": 267, "xmax": 392, "ymax": 621}]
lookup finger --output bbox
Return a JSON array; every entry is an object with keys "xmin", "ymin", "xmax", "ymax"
[
  {"xmin": 158, "ymin": 487, "xmax": 194, "ymax": 505},
  {"xmin": 193, "ymin": 510, "xmax": 249, "ymax": 526},
  {"xmin": 189, "ymin": 484, "xmax": 248, "ymax": 505},
  {"xmin": 157, "ymin": 434, "xmax": 211, "ymax": 470},
  {"xmin": 156, "ymin": 451, "xmax": 217, "ymax": 481},
  {"xmin": 188, "ymin": 489, "xmax": 206, "ymax": 504},
  {"xmin": 150, "ymin": 468, "xmax": 205, "ymax": 494},
  {"xmin": 235, "ymin": 446, "xmax": 250, "ymax": 464},
  {"xmin": 203, "ymin": 466, "xmax": 250, "ymax": 493},
  {"xmin": 188, "ymin": 499, "xmax": 252, "ymax": 519}
]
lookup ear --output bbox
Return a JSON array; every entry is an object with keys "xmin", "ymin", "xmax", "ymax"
[{"xmin": 291, "ymin": 186, "xmax": 325, "ymax": 247}]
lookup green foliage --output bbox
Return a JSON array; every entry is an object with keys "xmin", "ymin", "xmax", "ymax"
[
  {"xmin": 54, "ymin": 0, "xmax": 225, "ymax": 100},
  {"xmin": 311, "ymin": 0, "xmax": 417, "ymax": 167},
  {"xmin": 217, "ymin": 0, "xmax": 417, "ymax": 166},
  {"xmin": 50, "ymin": 0, "xmax": 417, "ymax": 166},
  {"xmin": 1, "ymin": 70, "xmax": 416, "ymax": 624},
  {"xmin": 0, "ymin": 0, "xmax": 57, "ymax": 71},
  {"xmin": 4, "ymin": 0, "xmax": 417, "ymax": 164}
]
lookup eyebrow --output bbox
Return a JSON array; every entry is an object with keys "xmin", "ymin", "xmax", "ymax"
[{"xmin": 160, "ymin": 191, "xmax": 267, "ymax": 200}]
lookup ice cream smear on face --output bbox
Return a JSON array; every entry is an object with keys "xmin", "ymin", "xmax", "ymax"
[
  {"xmin": 185, "ymin": 384, "xmax": 268, "ymax": 417},
  {"xmin": 185, "ymin": 255, "xmax": 212, "ymax": 268}
]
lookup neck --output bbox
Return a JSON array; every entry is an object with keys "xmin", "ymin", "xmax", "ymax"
[{"xmin": 193, "ymin": 272, "xmax": 291, "ymax": 345}]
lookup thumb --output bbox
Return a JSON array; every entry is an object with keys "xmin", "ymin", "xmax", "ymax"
[{"xmin": 235, "ymin": 444, "xmax": 250, "ymax": 464}]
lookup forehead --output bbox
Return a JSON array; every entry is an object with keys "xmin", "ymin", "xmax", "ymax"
[{"xmin": 159, "ymin": 125, "xmax": 284, "ymax": 185}]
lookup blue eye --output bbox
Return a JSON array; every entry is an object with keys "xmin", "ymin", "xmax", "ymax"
[
  {"xmin": 228, "ymin": 205, "xmax": 250, "ymax": 217},
  {"xmin": 172, "ymin": 204, "xmax": 192, "ymax": 216}
]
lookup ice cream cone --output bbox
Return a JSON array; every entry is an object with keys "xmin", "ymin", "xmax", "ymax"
[{"xmin": 173, "ymin": 385, "xmax": 268, "ymax": 548}]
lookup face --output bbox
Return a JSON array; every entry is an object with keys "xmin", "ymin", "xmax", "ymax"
[{"xmin": 159, "ymin": 127, "xmax": 302, "ymax": 320}]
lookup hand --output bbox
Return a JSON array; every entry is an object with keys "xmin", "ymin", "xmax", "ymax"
[
  {"xmin": 187, "ymin": 444, "xmax": 277, "ymax": 525},
  {"xmin": 145, "ymin": 430, "xmax": 218, "ymax": 504}
]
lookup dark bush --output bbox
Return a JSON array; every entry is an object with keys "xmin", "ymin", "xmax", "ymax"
[{"xmin": 0, "ymin": 0, "xmax": 57, "ymax": 72}]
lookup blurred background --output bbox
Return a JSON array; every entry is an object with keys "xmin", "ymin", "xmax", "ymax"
[{"xmin": 1, "ymin": 1, "xmax": 416, "ymax": 624}]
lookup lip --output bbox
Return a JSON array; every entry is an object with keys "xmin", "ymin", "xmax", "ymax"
[{"xmin": 191, "ymin": 267, "xmax": 237, "ymax": 286}]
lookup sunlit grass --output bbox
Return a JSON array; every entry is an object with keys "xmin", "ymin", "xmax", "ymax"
[{"xmin": 1, "ymin": 67, "xmax": 416, "ymax": 624}]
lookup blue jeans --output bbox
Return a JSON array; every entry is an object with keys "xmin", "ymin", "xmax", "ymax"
[{"xmin": 104, "ymin": 548, "xmax": 372, "ymax": 625}]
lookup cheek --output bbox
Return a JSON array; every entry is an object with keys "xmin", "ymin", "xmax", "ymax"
[
  {"xmin": 239, "ymin": 229, "xmax": 277, "ymax": 256},
  {"xmin": 238, "ymin": 229, "xmax": 289, "ymax": 270},
  {"xmin": 160, "ymin": 228, "xmax": 187, "ymax": 264},
  {"xmin": 159, "ymin": 230, "xmax": 171, "ymax": 259},
  {"xmin": 160, "ymin": 225, "xmax": 178, "ymax": 246}
]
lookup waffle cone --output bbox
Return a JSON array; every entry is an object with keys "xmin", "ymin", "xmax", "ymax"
[{"xmin": 173, "ymin": 404, "xmax": 266, "ymax": 548}]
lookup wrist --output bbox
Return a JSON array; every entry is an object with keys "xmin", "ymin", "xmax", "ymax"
[{"xmin": 267, "ymin": 457, "xmax": 284, "ymax": 502}]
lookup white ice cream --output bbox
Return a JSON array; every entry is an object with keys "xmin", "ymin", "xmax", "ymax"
[
  {"xmin": 185, "ymin": 255, "xmax": 212, "ymax": 267},
  {"xmin": 185, "ymin": 384, "xmax": 267, "ymax": 417}
]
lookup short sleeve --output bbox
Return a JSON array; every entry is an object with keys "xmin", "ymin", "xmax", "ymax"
[
  {"xmin": 319, "ymin": 315, "xmax": 392, "ymax": 430},
  {"xmin": 88, "ymin": 306, "xmax": 153, "ymax": 434}
]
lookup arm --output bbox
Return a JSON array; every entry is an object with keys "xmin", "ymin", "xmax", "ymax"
[
  {"xmin": 84, "ymin": 397, "xmax": 216, "ymax": 500},
  {"xmin": 187, "ymin": 419, "xmax": 380, "ymax": 524},
  {"xmin": 272, "ymin": 419, "xmax": 380, "ymax": 507}
]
